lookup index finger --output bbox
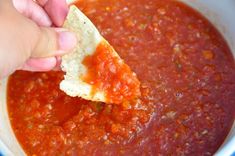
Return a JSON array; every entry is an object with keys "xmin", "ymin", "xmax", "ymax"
[
  {"xmin": 37, "ymin": 0, "xmax": 69, "ymax": 26},
  {"xmin": 13, "ymin": 0, "xmax": 52, "ymax": 26}
]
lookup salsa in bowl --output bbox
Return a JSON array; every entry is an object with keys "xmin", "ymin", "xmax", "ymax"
[{"xmin": 1, "ymin": 0, "xmax": 235, "ymax": 155}]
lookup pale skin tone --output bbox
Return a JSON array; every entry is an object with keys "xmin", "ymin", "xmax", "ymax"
[{"xmin": 0, "ymin": 0, "xmax": 77, "ymax": 78}]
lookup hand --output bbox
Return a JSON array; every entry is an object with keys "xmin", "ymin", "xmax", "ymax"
[{"xmin": 0, "ymin": 0, "xmax": 77, "ymax": 78}]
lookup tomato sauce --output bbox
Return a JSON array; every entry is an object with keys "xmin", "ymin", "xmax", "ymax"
[
  {"xmin": 7, "ymin": 0, "xmax": 235, "ymax": 155},
  {"xmin": 82, "ymin": 40, "xmax": 140, "ymax": 104}
]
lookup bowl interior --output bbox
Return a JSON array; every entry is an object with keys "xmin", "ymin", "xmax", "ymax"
[{"xmin": 0, "ymin": 0, "xmax": 234, "ymax": 155}]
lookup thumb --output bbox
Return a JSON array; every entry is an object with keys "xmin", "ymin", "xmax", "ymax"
[
  {"xmin": 31, "ymin": 27, "xmax": 77, "ymax": 58},
  {"xmin": 0, "ymin": 0, "xmax": 76, "ymax": 78}
]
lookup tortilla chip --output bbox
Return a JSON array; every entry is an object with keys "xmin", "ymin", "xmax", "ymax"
[{"xmin": 60, "ymin": 5, "xmax": 140, "ymax": 103}]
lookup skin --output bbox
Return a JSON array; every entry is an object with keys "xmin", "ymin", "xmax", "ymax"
[{"xmin": 0, "ymin": 0, "xmax": 77, "ymax": 78}]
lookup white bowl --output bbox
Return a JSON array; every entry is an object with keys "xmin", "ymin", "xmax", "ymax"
[{"xmin": 0, "ymin": 0, "xmax": 234, "ymax": 155}]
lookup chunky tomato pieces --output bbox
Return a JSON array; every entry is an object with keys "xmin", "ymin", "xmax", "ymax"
[
  {"xmin": 7, "ymin": 0, "xmax": 235, "ymax": 156},
  {"xmin": 82, "ymin": 40, "xmax": 140, "ymax": 104}
]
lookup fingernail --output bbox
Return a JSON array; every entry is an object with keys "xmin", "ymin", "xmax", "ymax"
[{"xmin": 58, "ymin": 31, "xmax": 77, "ymax": 51}]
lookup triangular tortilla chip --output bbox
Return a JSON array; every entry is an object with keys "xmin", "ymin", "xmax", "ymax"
[{"xmin": 60, "ymin": 5, "xmax": 140, "ymax": 104}]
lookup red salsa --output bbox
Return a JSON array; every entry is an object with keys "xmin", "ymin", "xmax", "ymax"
[
  {"xmin": 82, "ymin": 40, "xmax": 140, "ymax": 104},
  {"xmin": 7, "ymin": 0, "xmax": 235, "ymax": 155}
]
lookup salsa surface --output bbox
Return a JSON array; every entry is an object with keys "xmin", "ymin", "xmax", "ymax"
[{"xmin": 8, "ymin": 0, "xmax": 235, "ymax": 155}]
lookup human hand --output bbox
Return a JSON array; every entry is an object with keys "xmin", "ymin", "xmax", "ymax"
[{"xmin": 0, "ymin": 0, "xmax": 76, "ymax": 78}]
